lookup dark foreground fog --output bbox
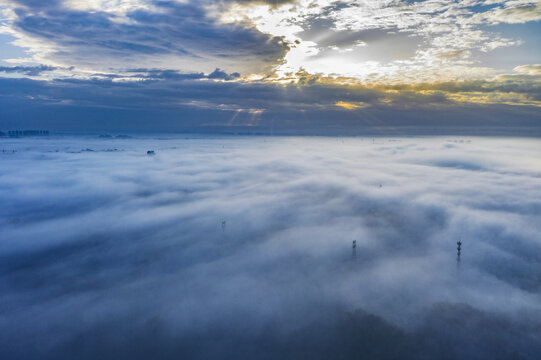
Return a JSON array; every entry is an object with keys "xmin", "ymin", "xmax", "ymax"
[{"xmin": 1, "ymin": 135, "xmax": 540, "ymax": 359}]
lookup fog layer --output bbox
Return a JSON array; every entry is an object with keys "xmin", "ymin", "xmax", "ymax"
[{"xmin": 1, "ymin": 136, "xmax": 540, "ymax": 359}]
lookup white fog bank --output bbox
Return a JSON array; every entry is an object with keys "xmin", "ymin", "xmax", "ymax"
[{"xmin": 1, "ymin": 135, "xmax": 540, "ymax": 359}]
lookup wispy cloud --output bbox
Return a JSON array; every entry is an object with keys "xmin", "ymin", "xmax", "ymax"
[
  {"xmin": 0, "ymin": 64, "xmax": 56, "ymax": 76},
  {"xmin": 220, "ymin": 0, "xmax": 540, "ymax": 82}
]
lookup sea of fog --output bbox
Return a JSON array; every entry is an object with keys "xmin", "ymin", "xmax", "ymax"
[{"xmin": 1, "ymin": 135, "xmax": 540, "ymax": 359}]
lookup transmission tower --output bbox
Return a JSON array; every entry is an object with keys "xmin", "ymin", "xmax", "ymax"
[{"xmin": 456, "ymin": 238, "xmax": 462, "ymax": 266}]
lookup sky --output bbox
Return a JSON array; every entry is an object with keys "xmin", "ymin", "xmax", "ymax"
[
  {"xmin": 1, "ymin": 136, "xmax": 540, "ymax": 359},
  {"xmin": 0, "ymin": 0, "xmax": 540, "ymax": 133}
]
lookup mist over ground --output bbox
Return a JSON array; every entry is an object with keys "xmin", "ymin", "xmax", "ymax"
[{"xmin": 1, "ymin": 135, "xmax": 540, "ymax": 359}]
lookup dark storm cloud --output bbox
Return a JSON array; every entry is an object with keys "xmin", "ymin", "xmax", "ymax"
[
  {"xmin": 0, "ymin": 136, "xmax": 540, "ymax": 359},
  {"xmin": 207, "ymin": 68, "xmax": 241, "ymax": 80},
  {"xmin": 123, "ymin": 67, "xmax": 240, "ymax": 80},
  {"xmin": 1, "ymin": 74, "xmax": 540, "ymax": 134},
  {"xmin": 4, "ymin": 0, "xmax": 289, "ymax": 74}
]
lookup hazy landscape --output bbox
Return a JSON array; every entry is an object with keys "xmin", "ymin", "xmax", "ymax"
[
  {"xmin": 1, "ymin": 0, "xmax": 541, "ymax": 357},
  {"xmin": 1, "ymin": 135, "xmax": 540, "ymax": 359}
]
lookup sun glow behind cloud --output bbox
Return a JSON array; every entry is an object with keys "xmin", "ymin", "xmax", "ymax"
[
  {"xmin": 335, "ymin": 100, "xmax": 368, "ymax": 109},
  {"xmin": 220, "ymin": 0, "xmax": 540, "ymax": 84}
]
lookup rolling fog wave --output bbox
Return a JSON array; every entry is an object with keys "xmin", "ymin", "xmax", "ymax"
[{"xmin": 1, "ymin": 135, "xmax": 540, "ymax": 359}]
